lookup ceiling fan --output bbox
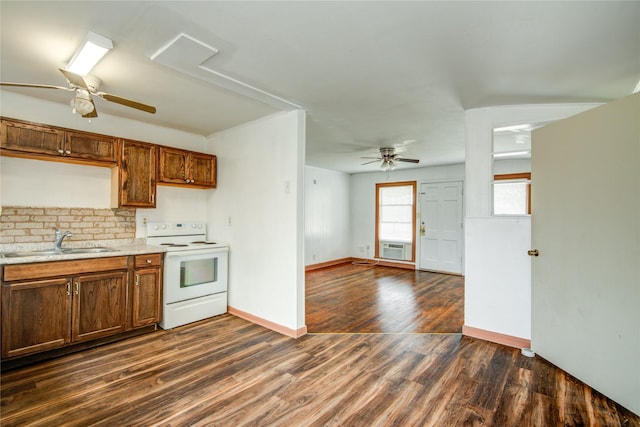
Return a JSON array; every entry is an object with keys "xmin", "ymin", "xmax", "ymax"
[
  {"xmin": 361, "ymin": 147, "xmax": 420, "ymax": 170},
  {"xmin": 0, "ymin": 68, "xmax": 156, "ymax": 118}
]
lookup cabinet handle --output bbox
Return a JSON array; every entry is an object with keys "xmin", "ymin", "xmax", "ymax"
[
  {"xmin": 74, "ymin": 282, "xmax": 79, "ymax": 295},
  {"xmin": 58, "ymin": 149, "xmax": 64, "ymax": 155},
  {"xmin": 66, "ymin": 282, "xmax": 71, "ymax": 296},
  {"xmin": 135, "ymin": 274, "xmax": 140, "ymax": 286},
  {"xmin": 65, "ymin": 150, "xmax": 71, "ymax": 155},
  {"xmin": 146, "ymin": 259, "xmax": 152, "ymax": 264}
]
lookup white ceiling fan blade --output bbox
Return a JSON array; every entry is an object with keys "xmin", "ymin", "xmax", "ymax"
[
  {"xmin": 59, "ymin": 68, "xmax": 89, "ymax": 90},
  {"xmin": 0, "ymin": 82, "xmax": 73, "ymax": 91}
]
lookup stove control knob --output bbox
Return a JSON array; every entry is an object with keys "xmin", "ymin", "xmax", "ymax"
[
  {"xmin": 152, "ymin": 225, "xmax": 159, "ymax": 230},
  {"xmin": 192, "ymin": 224, "xmax": 197, "ymax": 228},
  {"xmin": 161, "ymin": 225, "xmax": 167, "ymax": 229},
  {"xmin": 198, "ymin": 224, "xmax": 203, "ymax": 229}
]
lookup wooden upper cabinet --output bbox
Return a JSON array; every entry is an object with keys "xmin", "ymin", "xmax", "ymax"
[
  {"xmin": 1, "ymin": 117, "xmax": 117, "ymax": 166},
  {"xmin": 190, "ymin": 152, "xmax": 217, "ymax": 187},
  {"xmin": 65, "ymin": 131, "xmax": 117, "ymax": 164},
  {"xmin": 158, "ymin": 146, "xmax": 216, "ymax": 188},
  {"xmin": 1, "ymin": 118, "xmax": 64, "ymax": 156},
  {"xmin": 158, "ymin": 146, "xmax": 189, "ymax": 184},
  {"xmin": 113, "ymin": 139, "xmax": 156, "ymax": 208}
]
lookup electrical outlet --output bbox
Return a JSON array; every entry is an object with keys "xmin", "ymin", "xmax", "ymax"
[
  {"xmin": 358, "ymin": 245, "xmax": 365, "ymax": 252},
  {"xmin": 312, "ymin": 254, "xmax": 317, "ymax": 260}
]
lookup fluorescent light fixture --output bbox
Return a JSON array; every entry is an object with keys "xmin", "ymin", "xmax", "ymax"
[
  {"xmin": 67, "ymin": 31, "xmax": 113, "ymax": 75},
  {"xmin": 493, "ymin": 150, "xmax": 530, "ymax": 158}
]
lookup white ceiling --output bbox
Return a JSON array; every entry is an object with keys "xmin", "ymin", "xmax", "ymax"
[{"xmin": 1, "ymin": 1, "xmax": 639, "ymax": 173}]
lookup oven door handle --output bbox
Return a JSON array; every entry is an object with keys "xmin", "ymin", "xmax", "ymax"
[{"xmin": 164, "ymin": 247, "xmax": 228, "ymax": 258}]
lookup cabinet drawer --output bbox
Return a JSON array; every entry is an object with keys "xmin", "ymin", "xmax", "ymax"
[
  {"xmin": 134, "ymin": 253, "xmax": 163, "ymax": 268},
  {"xmin": 3, "ymin": 256, "xmax": 129, "ymax": 282}
]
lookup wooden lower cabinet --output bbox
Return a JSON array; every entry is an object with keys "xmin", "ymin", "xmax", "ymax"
[
  {"xmin": 1, "ymin": 278, "xmax": 71, "ymax": 358},
  {"xmin": 1, "ymin": 254, "xmax": 163, "ymax": 360},
  {"xmin": 132, "ymin": 268, "xmax": 161, "ymax": 327},
  {"xmin": 72, "ymin": 272, "xmax": 128, "ymax": 343}
]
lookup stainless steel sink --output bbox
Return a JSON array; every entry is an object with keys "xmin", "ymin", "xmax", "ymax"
[
  {"xmin": 61, "ymin": 247, "xmax": 116, "ymax": 254},
  {"xmin": 1, "ymin": 247, "xmax": 117, "ymax": 258},
  {"xmin": 2, "ymin": 250, "xmax": 63, "ymax": 257}
]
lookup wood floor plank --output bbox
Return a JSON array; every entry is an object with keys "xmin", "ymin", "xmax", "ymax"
[
  {"xmin": 2, "ymin": 265, "xmax": 638, "ymax": 426},
  {"xmin": 305, "ymin": 263, "xmax": 464, "ymax": 333}
]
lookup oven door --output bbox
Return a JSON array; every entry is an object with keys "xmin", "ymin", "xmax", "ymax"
[{"xmin": 164, "ymin": 247, "xmax": 228, "ymax": 304}]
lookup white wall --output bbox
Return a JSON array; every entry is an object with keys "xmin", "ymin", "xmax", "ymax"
[
  {"xmin": 305, "ymin": 166, "xmax": 350, "ymax": 265},
  {"xmin": 350, "ymin": 164, "xmax": 465, "ymax": 261},
  {"xmin": 531, "ymin": 94, "xmax": 640, "ymax": 415},
  {"xmin": 206, "ymin": 110, "xmax": 306, "ymax": 332},
  {"xmin": 464, "ymin": 103, "xmax": 601, "ymax": 341},
  {"xmin": 493, "ymin": 158, "xmax": 531, "ymax": 174},
  {"xmin": 0, "ymin": 91, "xmax": 210, "ymax": 236}
]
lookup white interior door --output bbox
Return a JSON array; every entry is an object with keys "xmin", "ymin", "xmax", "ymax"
[
  {"xmin": 419, "ymin": 181, "xmax": 463, "ymax": 274},
  {"xmin": 531, "ymin": 94, "xmax": 639, "ymax": 414}
]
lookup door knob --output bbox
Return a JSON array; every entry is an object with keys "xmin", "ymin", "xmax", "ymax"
[{"xmin": 528, "ymin": 249, "xmax": 539, "ymax": 257}]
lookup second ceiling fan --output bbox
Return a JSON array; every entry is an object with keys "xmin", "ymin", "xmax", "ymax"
[{"xmin": 361, "ymin": 147, "xmax": 420, "ymax": 170}]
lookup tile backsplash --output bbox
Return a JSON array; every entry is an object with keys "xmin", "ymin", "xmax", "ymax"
[{"xmin": 0, "ymin": 206, "xmax": 136, "ymax": 244}]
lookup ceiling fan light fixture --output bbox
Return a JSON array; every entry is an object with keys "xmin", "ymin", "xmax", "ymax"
[
  {"xmin": 70, "ymin": 90, "xmax": 94, "ymax": 115},
  {"xmin": 67, "ymin": 31, "xmax": 113, "ymax": 76},
  {"xmin": 380, "ymin": 158, "xmax": 396, "ymax": 171}
]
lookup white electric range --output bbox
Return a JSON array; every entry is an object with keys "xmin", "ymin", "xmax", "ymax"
[{"xmin": 146, "ymin": 222, "xmax": 229, "ymax": 329}]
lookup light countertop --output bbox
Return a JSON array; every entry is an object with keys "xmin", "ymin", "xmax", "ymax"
[{"xmin": 0, "ymin": 239, "xmax": 167, "ymax": 265}]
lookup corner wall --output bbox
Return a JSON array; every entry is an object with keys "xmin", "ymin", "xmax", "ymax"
[
  {"xmin": 305, "ymin": 166, "xmax": 351, "ymax": 265},
  {"xmin": 206, "ymin": 110, "xmax": 306, "ymax": 335}
]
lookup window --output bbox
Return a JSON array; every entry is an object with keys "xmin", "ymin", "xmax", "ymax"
[
  {"xmin": 493, "ymin": 173, "xmax": 531, "ymax": 215},
  {"xmin": 375, "ymin": 181, "xmax": 416, "ymax": 261}
]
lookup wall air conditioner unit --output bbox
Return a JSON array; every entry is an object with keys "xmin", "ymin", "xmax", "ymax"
[{"xmin": 381, "ymin": 242, "xmax": 410, "ymax": 261}]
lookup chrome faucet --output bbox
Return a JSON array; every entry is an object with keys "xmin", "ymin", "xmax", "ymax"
[{"xmin": 53, "ymin": 227, "xmax": 73, "ymax": 250}]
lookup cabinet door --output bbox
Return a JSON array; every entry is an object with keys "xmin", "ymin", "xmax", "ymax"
[
  {"xmin": 1, "ymin": 118, "xmax": 64, "ymax": 156},
  {"xmin": 158, "ymin": 146, "xmax": 190, "ymax": 184},
  {"xmin": 65, "ymin": 131, "xmax": 117, "ymax": 164},
  {"xmin": 72, "ymin": 271, "xmax": 127, "ymax": 343},
  {"xmin": 116, "ymin": 139, "xmax": 156, "ymax": 208},
  {"xmin": 1, "ymin": 278, "xmax": 71, "ymax": 358},
  {"xmin": 190, "ymin": 152, "xmax": 217, "ymax": 188},
  {"xmin": 132, "ymin": 268, "xmax": 161, "ymax": 327}
]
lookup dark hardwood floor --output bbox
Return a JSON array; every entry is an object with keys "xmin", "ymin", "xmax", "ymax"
[
  {"xmin": 2, "ymin": 265, "xmax": 637, "ymax": 425},
  {"xmin": 1, "ymin": 314, "xmax": 638, "ymax": 426},
  {"xmin": 306, "ymin": 263, "xmax": 464, "ymax": 333}
]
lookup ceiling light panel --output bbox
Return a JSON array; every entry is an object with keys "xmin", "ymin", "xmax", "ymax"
[{"xmin": 67, "ymin": 31, "xmax": 113, "ymax": 76}]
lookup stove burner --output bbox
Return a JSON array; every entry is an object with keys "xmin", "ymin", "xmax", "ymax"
[
  {"xmin": 191, "ymin": 241, "xmax": 217, "ymax": 245},
  {"xmin": 160, "ymin": 243, "xmax": 189, "ymax": 247}
]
